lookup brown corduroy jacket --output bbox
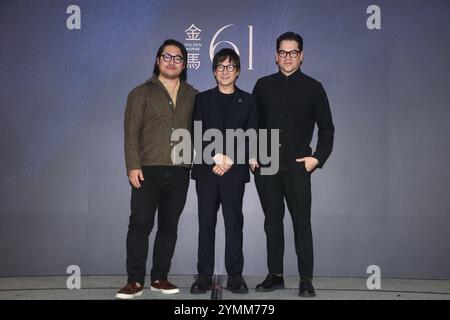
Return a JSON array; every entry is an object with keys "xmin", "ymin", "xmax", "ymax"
[{"xmin": 124, "ymin": 75, "xmax": 198, "ymax": 172}]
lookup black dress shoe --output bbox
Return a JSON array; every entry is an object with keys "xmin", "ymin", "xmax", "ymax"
[
  {"xmin": 255, "ymin": 274, "xmax": 285, "ymax": 292},
  {"xmin": 190, "ymin": 275, "xmax": 212, "ymax": 294},
  {"xmin": 299, "ymin": 278, "xmax": 316, "ymax": 297},
  {"xmin": 226, "ymin": 275, "xmax": 249, "ymax": 294}
]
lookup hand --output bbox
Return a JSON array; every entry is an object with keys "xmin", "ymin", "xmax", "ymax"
[
  {"xmin": 249, "ymin": 159, "xmax": 259, "ymax": 172},
  {"xmin": 295, "ymin": 157, "xmax": 319, "ymax": 173},
  {"xmin": 213, "ymin": 165, "xmax": 226, "ymax": 176},
  {"xmin": 213, "ymin": 153, "xmax": 233, "ymax": 173},
  {"xmin": 128, "ymin": 169, "xmax": 144, "ymax": 188}
]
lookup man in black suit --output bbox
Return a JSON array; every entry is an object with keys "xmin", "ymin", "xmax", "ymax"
[
  {"xmin": 252, "ymin": 32, "xmax": 335, "ymax": 297},
  {"xmin": 190, "ymin": 48, "xmax": 257, "ymax": 294}
]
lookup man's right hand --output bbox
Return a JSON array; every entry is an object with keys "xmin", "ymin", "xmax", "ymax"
[
  {"xmin": 128, "ymin": 169, "xmax": 144, "ymax": 188},
  {"xmin": 213, "ymin": 153, "xmax": 233, "ymax": 173}
]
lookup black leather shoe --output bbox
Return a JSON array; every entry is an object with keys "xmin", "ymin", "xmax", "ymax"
[
  {"xmin": 226, "ymin": 275, "xmax": 249, "ymax": 294},
  {"xmin": 255, "ymin": 274, "xmax": 285, "ymax": 292},
  {"xmin": 190, "ymin": 275, "xmax": 212, "ymax": 294},
  {"xmin": 299, "ymin": 278, "xmax": 316, "ymax": 297}
]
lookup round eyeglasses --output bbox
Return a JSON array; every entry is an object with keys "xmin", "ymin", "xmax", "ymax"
[
  {"xmin": 160, "ymin": 53, "xmax": 184, "ymax": 64},
  {"xmin": 216, "ymin": 64, "xmax": 237, "ymax": 72},
  {"xmin": 277, "ymin": 49, "xmax": 301, "ymax": 58}
]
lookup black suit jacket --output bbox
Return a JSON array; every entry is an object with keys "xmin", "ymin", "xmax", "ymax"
[{"xmin": 191, "ymin": 86, "xmax": 257, "ymax": 182}]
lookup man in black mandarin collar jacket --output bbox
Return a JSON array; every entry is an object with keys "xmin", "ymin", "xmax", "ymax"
[{"xmin": 252, "ymin": 32, "xmax": 335, "ymax": 297}]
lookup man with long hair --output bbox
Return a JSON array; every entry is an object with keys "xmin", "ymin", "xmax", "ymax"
[{"xmin": 116, "ymin": 39, "xmax": 198, "ymax": 299}]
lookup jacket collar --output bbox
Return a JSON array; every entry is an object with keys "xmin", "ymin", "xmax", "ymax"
[
  {"xmin": 276, "ymin": 68, "xmax": 302, "ymax": 80},
  {"xmin": 147, "ymin": 75, "xmax": 192, "ymax": 98},
  {"xmin": 213, "ymin": 85, "xmax": 243, "ymax": 97}
]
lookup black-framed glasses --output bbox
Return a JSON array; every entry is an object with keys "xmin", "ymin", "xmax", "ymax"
[
  {"xmin": 216, "ymin": 64, "xmax": 237, "ymax": 72},
  {"xmin": 160, "ymin": 53, "xmax": 184, "ymax": 64},
  {"xmin": 277, "ymin": 49, "xmax": 301, "ymax": 58}
]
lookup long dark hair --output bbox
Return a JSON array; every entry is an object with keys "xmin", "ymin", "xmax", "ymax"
[{"xmin": 152, "ymin": 39, "xmax": 188, "ymax": 81}]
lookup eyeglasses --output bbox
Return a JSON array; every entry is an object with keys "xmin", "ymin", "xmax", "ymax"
[
  {"xmin": 216, "ymin": 64, "xmax": 237, "ymax": 72},
  {"xmin": 277, "ymin": 49, "xmax": 301, "ymax": 58},
  {"xmin": 160, "ymin": 53, "xmax": 184, "ymax": 64}
]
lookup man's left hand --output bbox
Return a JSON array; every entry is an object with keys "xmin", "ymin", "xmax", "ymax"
[
  {"xmin": 296, "ymin": 157, "xmax": 319, "ymax": 172},
  {"xmin": 249, "ymin": 159, "xmax": 259, "ymax": 172},
  {"xmin": 213, "ymin": 165, "xmax": 226, "ymax": 176}
]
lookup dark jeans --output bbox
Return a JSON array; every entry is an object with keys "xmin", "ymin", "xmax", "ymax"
[
  {"xmin": 255, "ymin": 168, "xmax": 313, "ymax": 279},
  {"xmin": 126, "ymin": 166, "xmax": 190, "ymax": 285},
  {"xmin": 195, "ymin": 177, "xmax": 245, "ymax": 276}
]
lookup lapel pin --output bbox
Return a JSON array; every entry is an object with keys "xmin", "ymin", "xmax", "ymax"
[{"xmin": 238, "ymin": 98, "xmax": 243, "ymax": 103}]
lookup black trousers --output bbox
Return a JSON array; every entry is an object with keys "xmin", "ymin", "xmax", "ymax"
[
  {"xmin": 254, "ymin": 169, "xmax": 313, "ymax": 279},
  {"xmin": 126, "ymin": 166, "xmax": 190, "ymax": 285},
  {"xmin": 195, "ymin": 177, "xmax": 245, "ymax": 276}
]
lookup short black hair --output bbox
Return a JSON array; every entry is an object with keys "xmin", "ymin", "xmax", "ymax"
[
  {"xmin": 152, "ymin": 39, "xmax": 188, "ymax": 81},
  {"xmin": 276, "ymin": 32, "xmax": 303, "ymax": 51},
  {"xmin": 212, "ymin": 48, "xmax": 241, "ymax": 72}
]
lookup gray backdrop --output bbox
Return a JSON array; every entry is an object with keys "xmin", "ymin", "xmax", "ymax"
[{"xmin": 1, "ymin": 0, "xmax": 449, "ymax": 279}]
